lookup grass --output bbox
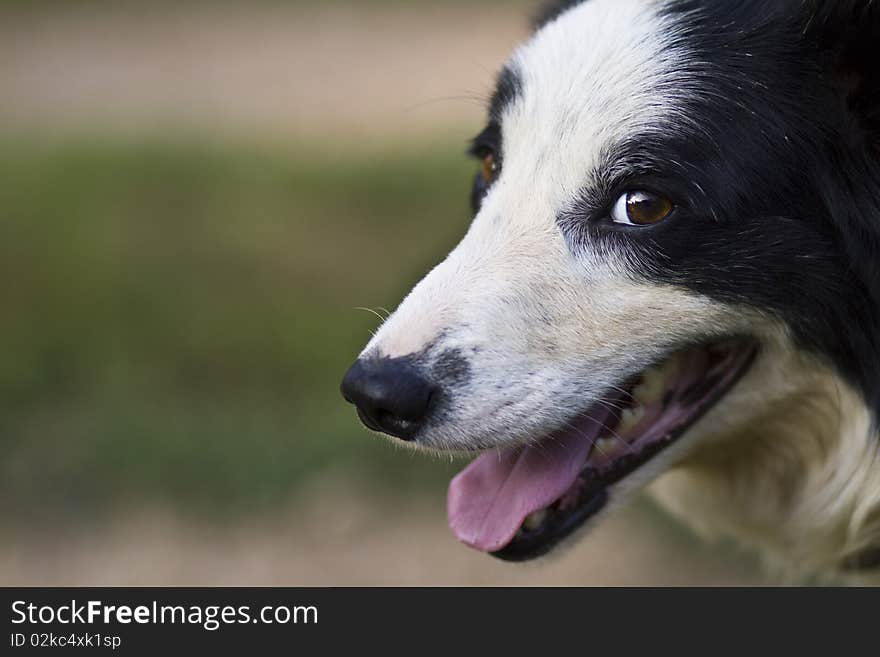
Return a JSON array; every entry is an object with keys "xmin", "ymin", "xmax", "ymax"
[{"xmin": 0, "ymin": 136, "xmax": 480, "ymax": 522}]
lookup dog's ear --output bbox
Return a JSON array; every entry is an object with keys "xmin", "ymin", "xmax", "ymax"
[{"xmin": 804, "ymin": 0, "xmax": 880, "ymax": 153}]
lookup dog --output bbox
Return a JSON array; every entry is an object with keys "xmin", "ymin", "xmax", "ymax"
[{"xmin": 341, "ymin": 0, "xmax": 880, "ymax": 582}]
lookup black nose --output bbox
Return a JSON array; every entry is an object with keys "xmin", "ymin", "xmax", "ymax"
[{"xmin": 341, "ymin": 357, "xmax": 436, "ymax": 441}]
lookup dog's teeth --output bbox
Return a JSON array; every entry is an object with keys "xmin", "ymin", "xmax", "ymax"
[
  {"xmin": 523, "ymin": 510, "xmax": 548, "ymax": 531},
  {"xmin": 633, "ymin": 369, "xmax": 666, "ymax": 404},
  {"xmin": 617, "ymin": 406, "xmax": 646, "ymax": 433},
  {"xmin": 595, "ymin": 436, "xmax": 619, "ymax": 454}
]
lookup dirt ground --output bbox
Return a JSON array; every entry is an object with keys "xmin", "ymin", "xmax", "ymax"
[
  {"xmin": 0, "ymin": 3, "xmax": 529, "ymax": 142},
  {"xmin": 0, "ymin": 479, "xmax": 765, "ymax": 586}
]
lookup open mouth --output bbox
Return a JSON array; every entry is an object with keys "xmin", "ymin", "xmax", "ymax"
[{"xmin": 447, "ymin": 338, "xmax": 758, "ymax": 562}]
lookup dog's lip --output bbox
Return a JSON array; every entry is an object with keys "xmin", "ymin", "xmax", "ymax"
[{"xmin": 447, "ymin": 338, "xmax": 759, "ymax": 561}]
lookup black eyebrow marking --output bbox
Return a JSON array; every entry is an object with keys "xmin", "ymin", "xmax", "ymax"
[
  {"xmin": 468, "ymin": 123, "xmax": 501, "ymax": 159},
  {"xmin": 488, "ymin": 65, "xmax": 523, "ymax": 123}
]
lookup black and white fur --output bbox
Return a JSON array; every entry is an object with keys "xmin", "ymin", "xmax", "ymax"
[{"xmin": 354, "ymin": 0, "xmax": 880, "ymax": 581}]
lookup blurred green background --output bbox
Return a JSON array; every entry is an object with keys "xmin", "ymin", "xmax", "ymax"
[
  {"xmin": 0, "ymin": 138, "xmax": 468, "ymax": 520},
  {"xmin": 0, "ymin": 0, "xmax": 762, "ymax": 585}
]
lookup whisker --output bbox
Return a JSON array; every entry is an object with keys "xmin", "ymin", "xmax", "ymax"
[
  {"xmin": 403, "ymin": 93, "xmax": 487, "ymax": 113},
  {"xmin": 354, "ymin": 306, "xmax": 389, "ymax": 326},
  {"xmin": 603, "ymin": 382, "xmax": 637, "ymax": 401},
  {"xmin": 556, "ymin": 414, "xmax": 636, "ymax": 457},
  {"xmin": 592, "ymin": 398, "xmax": 629, "ymax": 413}
]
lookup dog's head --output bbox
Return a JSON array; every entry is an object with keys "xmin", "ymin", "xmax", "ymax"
[{"xmin": 342, "ymin": 0, "xmax": 880, "ymax": 568}]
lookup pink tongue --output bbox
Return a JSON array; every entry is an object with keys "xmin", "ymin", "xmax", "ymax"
[{"xmin": 447, "ymin": 414, "xmax": 606, "ymax": 553}]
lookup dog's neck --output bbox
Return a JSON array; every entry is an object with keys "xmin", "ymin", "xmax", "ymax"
[{"xmin": 651, "ymin": 365, "xmax": 880, "ymax": 583}]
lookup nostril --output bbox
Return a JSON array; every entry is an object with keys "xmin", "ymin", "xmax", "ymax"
[
  {"xmin": 373, "ymin": 408, "xmax": 394, "ymax": 428},
  {"xmin": 341, "ymin": 357, "xmax": 436, "ymax": 442},
  {"xmin": 372, "ymin": 409, "xmax": 419, "ymax": 443}
]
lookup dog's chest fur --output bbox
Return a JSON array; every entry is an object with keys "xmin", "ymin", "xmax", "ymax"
[{"xmin": 651, "ymin": 356, "xmax": 880, "ymax": 581}]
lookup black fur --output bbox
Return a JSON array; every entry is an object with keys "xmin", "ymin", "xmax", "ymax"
[
  {"xmin": 469, "ymin": 68, "xmax": 522, "ymax": 213},
  {"xmin": 489, "ymin": 66, "xmax": 523, "ymax": 124}
]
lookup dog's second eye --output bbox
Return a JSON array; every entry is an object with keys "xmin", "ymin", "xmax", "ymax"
[
  {"xmin": 611, "ymin": 191, "xmax": 674, "ymax": 226},
  {"xmin": 480, "ymin": 153, "xmax": 500, "ymax": 186},
  {"xmin": 471, "ymin": 151, "xmax": 501, "ymax": 212}
]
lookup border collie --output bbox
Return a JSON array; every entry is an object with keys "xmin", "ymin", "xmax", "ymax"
[{"xmin": 341, "ymin": 0, "xmax": 880, "ymax": 582}]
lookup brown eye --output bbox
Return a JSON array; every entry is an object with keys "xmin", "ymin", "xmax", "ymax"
[
  {"xmin": 480, "ymin": 152, "xmax": 500, "ymax": 185},
  {"xmin": 611, "ymin": 190, "xmax": 674, "ymax": 226}
]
